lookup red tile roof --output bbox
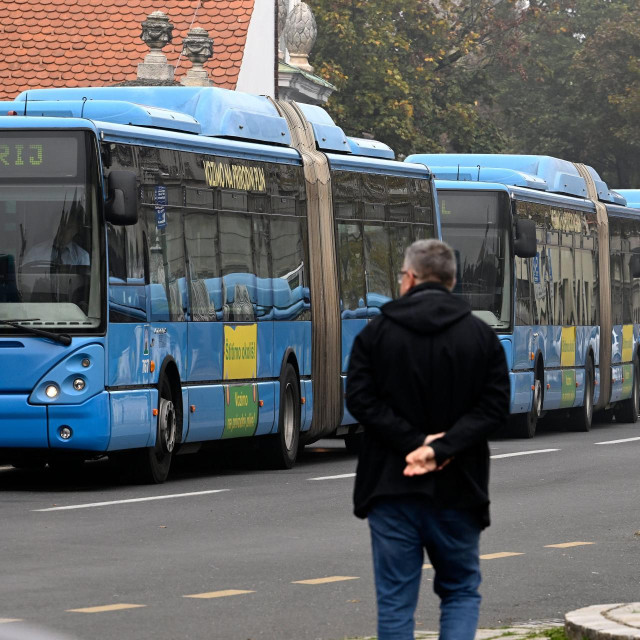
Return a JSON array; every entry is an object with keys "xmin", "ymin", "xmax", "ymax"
[{"xmin": 0, "ymin": 0, "xmax": 255, "ymax": 101}]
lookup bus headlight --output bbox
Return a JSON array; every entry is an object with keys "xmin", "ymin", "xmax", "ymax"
[
  {"xmin": 45, "ymin": 384, "xmax": 60, "ymax": 399},
  {"xmin": 73, "ymin": 378, "xmax": 86, "ymax": 391}
]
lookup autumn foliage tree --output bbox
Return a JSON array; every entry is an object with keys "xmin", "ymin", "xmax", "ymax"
[
  {"xmin": 310, "ymin": 0, "xmax": 523, "ymax": 157},
  {"xmin": 310, "ymin": 0, "xmax": 640, "ymax": 188},
  {"xmin": 484, "ymin": 0, "xmax": 640, "ymax": 187}
]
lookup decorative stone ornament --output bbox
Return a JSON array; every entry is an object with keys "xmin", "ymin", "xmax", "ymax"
[
  {"xmin": 181, "ymin": 27, "xmax": 214, "ymax": 86},
  {"xmin": 283, "ymin": 2, "xmax": 317, "ymax": 73},
  {"xmin": 278, "ymin": 0, "xmax": 289, "ymax": 37},
  {"xmin": 137, "ymin": 11, "xmax": 175, "ymax": 82},
  {"xmin": 277, "ymin": 0, "xmax": 289, "ymax": 60}
]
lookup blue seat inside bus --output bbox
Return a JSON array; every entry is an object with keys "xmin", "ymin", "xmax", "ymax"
[{"xmin": 144, "ymin": 274, "xmax": 310, "ymax": 322}]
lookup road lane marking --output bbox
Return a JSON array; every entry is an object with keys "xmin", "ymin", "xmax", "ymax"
[
  {"xmin": 424, "ymin": 551, "xmax": 523, "ymax": 569},
  {"xmin": 184, "ymin": 590, "xmax": 255, "ymax": 599},
  {"xmin": 594, "ymin": 436, "xmax": 640, "ymax": 445},
  {"xmin": 293, "ymin": 576, "xmax": 359, "ymax": 585},
  {"xmin": 67, "ymin": 604, "xmax": 145, "ymax": 613},
  {"xmin": 545, "ymin": 542, "xmax": 594, "ymax": 548},
  {"xmin": 33, "ymin": 489, "xmax": 230, "ymax": 511},
  {"xmin": 0, "ymin": 619, "xmax": 23, "ymax": 623},
  {"xmin": 308, "ymin": 473, "xmax": 356, "ymax": 481},
  {"xmin": 491, "ymin": 449, "xmax": 559, "ymax": 459},
  {"xmin": 480, "ymin": 552, "xmax": 525, "ymax": 559}
]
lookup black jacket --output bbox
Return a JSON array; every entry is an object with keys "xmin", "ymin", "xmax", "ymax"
[{"xmin": 346, "ymin": 282, "xmax": 510, "ymax": 527}]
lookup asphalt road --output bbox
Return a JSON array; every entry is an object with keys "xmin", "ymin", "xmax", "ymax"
[{"xmin": 0, "ymin": 418, "xmax": 639, "ymax": 640}]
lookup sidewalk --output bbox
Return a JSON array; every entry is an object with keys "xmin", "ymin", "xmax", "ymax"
[
  {"xmin": 415, "ymin": 624, "xmax": 565, "ymax": 639},
  {"xmin": 347, "ymin": 621, "xmax": 566, "ymax": 640}
]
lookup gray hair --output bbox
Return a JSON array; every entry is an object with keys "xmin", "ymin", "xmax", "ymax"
[{"xmin": 404, "ymin": 239, "xmax": 456, "ymax": 285}]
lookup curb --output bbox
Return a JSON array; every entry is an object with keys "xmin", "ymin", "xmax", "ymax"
[{"xmin": 565, "ymin": 603, "xmax": 640, "ymax": 639}]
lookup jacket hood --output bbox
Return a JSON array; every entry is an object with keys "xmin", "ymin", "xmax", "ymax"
[{"xmin": 381, "ymin": 282, "xmax": 471, "ymax": 334}]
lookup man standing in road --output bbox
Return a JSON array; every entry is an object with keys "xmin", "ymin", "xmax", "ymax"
[{"xmin": 346, "ymin": 239, "xmax": 510, "ymax": 640}]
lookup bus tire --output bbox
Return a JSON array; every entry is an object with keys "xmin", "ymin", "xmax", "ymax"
[
  {"xmin": 136, "ymin": 377, "xmax": 177, "ymax": 483},
  {"xmin": 507, "ymin": 375, "xmax": 542, "ymax": 439},
  {"xmin": 264, "ymin": 364, "xmax": 300, "ymax": 469},
  {"xmin": 614, "ymin": 356, "xmax": 639, "ymax": 424},
  {"xmin": 568, "ymin": 359, "xmax": 594, "ymax": 432}
]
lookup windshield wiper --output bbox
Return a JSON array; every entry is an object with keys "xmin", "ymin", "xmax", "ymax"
[{"xmin": 0, "ymin": 319, "xmax": 72, "ymax": 346}]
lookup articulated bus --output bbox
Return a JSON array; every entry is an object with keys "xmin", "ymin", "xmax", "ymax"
[
  {"xmin": 616, "ymin": 190, "xmax": 640, "ymax": 209},
  {"xmin": 0, "ymin": 86, "xmax": 438, "ymax": 481},
  {"xmin": 406, "ymin": 154, "xmax": 640, "ymax": 438}
]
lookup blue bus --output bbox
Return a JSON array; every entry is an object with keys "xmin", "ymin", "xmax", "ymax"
[
  {"xmin": 0, "ymin": 87, "xmax": 438, "ymax": 481},
  {"xmin": 406, "ymin": 154, "xmax": 640, "ymax": 437},
  {"xmin": 615, "ymin": 190, "xmax": 640, "ymax": 209}
]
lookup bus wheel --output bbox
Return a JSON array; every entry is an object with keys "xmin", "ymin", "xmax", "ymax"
[
  {"xmin": 568, "ymin": 360, "xmax": 594, "ymax": 432},
  {"xmin": 138, "ymin": 378, "xmax": 176, "ymax": 483},
  {"xmin": 508, "ymin": 377, "xmax": 541, "ymax": 438},
  {"xmin": 264, "ymin": 364, "xmax": 300, "ymax": 469},
  {"xmin": 614, "ymin": 357, "xmax": 639, "ymax": 424}
]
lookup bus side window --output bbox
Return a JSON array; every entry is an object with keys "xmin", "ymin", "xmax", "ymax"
[
  {"xmin": 362, "ymin": 174, "xmax": 386, "ymax": 221},
  {"xmin": 363, "ymin": 223, "xmax": 393, "ymax": 314},
  {"xmin": 184, "ymin": 211, "xmax": 219, "ymax": 322},
  {"xmin": 332, "ymin": 171, "xmax": 360, "ymax": 219},
  {"xmin": 515, "ymin": 256, "xmax": 533, "ymax": 325},
  {"xmin": 270, "ymin": 215, "xmax": 306, "ymax": 320},
  {"xmin": 610, "ymin": 219, "xmax": 623, "ymax": 326},
  {"xmin": 146, "ymin": 206, "xmax": 186, "ymax": 323},
  {"xmin": 107, "ymin": 220, "xmax": 147, "ymax": 323},
  {"xmin": 337, "ymin": 222, "xmax": 365, "ymax": 315},
  {"xmin": 389, "ymin": 224, "xmax": 412, "ymax": 299}
]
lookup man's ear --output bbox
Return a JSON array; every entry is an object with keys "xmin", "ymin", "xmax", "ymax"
[{"xmin": 446, "ymin": 277, "xmax": 456, "ymax": 292}]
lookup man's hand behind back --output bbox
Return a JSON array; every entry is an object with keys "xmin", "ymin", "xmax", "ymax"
[{"xmin": 403, "ymin": 432, "xmax": 452, "ymax": 476}]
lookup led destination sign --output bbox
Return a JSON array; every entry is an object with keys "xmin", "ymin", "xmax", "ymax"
[{"xmin": 0, "ymin": 136, "xmax": 78, "ymax": 178}]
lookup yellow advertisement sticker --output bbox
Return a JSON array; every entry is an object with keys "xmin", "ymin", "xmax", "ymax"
[
  {"xmin": 622, "ymin": 324, "xmax": 634, "ymax": 363},
  {"xmin": 223, "ymin": 324, "xmax": 257, "ymax": 380},
  {"xmin": 561, "ymin": 327, "xmax": 576, "ymax": 368}
]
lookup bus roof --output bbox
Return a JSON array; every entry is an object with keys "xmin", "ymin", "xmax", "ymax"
[
  {"xmin": 407, "ymin": 153, "xmax": 624, "ymax": 205},
  {"xmin": 615, "ymin": 189, "xmax": 640, "ymax": 209},
  {"xmin": 435, "ymin": 178, "xmax": 597, "ymax": 211},
  {"xmin": 2, "ymin": 86, "xmax": 398, "ymax": 162}
]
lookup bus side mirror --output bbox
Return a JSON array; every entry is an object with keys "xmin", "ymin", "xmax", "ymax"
[
  {"xmin": 631, "ymin": 250, "xmax": 640, "ymax": 278},
  {"xmin": 105, "ymin": 170, "xmax": 138, "ymax": 225},
  {"xmin": 514, "ymin": 218, "xmax": 537, "ymax": 258}
]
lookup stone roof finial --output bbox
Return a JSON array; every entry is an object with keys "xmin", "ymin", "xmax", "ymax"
[
  {"xmin": 284, "ymin": 2, "xmax": 317, "ymax": 73},
  {"xmin": 137, "ymin": 11, "xmax": 175, "ymax": 82},
  {"xmin": 181, "ymin": 27, "xmax": 214, "ymax": 86},
  {"xmin": 277, "ymin": 0, "xmax": 288, "ymax": 60}
]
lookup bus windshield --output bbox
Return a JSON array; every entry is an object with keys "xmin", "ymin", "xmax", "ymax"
[
  {"xmin": 0, "ymin": 131, "xmax": 102, "ymax": 333},
  {"xmin": 439, "ymin": 190, "xmax": 512, "ymax": 330}
]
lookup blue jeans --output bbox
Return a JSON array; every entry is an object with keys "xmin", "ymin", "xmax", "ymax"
[{"xmin": 368, "ymin": 496, "xmax": 482, "ymax": 640}]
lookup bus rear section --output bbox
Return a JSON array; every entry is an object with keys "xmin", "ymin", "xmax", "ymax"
[{"xmin": 407, "ymin": 153, "xmax": 640, "ymax": 437}]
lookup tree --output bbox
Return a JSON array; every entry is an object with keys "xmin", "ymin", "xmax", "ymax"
[
  {"xmin": 485, "ymin": 0, "xmax": 640, "ymax": 187},
  {"xmin": 310, "ymin": 0, "xmax": 521, "ymax": 158}
]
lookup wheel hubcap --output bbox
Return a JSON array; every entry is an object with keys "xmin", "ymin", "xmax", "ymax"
[
  {"xmin": 533, "ymin": 380, "xmax": 542, "ymax": 417},
  {"xmin": 159, "ymin": 398, "xmax": 176, "ymax": 454},
  {"xmin": 283, "ymin": 384, "xmax": 295, "ymax": 451}
]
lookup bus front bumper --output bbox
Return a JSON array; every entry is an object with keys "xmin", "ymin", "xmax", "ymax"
[{"xmin": 0, "ymin": 392, "xmax": 110, "ymax": 451}]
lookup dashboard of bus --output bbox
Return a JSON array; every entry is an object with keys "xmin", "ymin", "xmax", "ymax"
[
  {"xmin": 438, "ymin": 189, "xmax": 513, "ymax": 330},
  {"xmin": 0, "ymin": 130, "xmax": 103, "ymax": 335}
]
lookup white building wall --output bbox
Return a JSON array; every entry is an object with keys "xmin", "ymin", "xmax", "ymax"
[{"xmin": 236, "ymin": 0, "xmax": 275, "ymax": 96}]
